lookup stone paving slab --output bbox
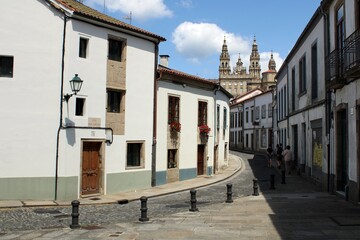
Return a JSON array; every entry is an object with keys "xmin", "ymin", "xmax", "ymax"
[{"xmin": 0, "ymin": 201, "xmax": 22, "ymax": 208}]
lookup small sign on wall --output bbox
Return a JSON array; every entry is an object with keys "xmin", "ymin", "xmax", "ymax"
[{"xmin": 88, "ymin": 118, "xmax": 101, "ymax": 127}]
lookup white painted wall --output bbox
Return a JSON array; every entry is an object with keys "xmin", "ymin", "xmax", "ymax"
[
  {"xmin": 0, "ymin": 0, "xmax": 157, "ymax": 198},
  {"xmin": 0, "ymin": 0, "xmax": 63, "ymax": 177},
  {"xmin": 157, "ymin": 81, "xmax": 216, "ymax": 172}
]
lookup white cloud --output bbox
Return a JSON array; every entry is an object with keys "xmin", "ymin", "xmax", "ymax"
[
  {"xmin": 85, "ymin": 0, "xmax": 173, "ymax": 20},
  {"xmin": 172, "ymin": 22, "xmax": 250, "ymax": 63},
  {"xmin": 177, "ymin": 0, "xmax": 193, "ymax": 8},
  {"xmin": 172, "ymin": 21, "xmax": 283, "ymax": 71}
]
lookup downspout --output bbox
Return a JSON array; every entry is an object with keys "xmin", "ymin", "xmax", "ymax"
[
  {"xmin": 55, "ymin": 13, "xmax": 68, "ymax": 200},
  {"xmin": 321, "ymin": 1, "xmax": 331, "ymax": 192},
  {"xmin": 213, "ymin": 83, "xmax": 220, "ymax": 170},
  {"xmin": 152, "ymin": 43, "xmax": 160, "ymax": 187},
  {"xmin": 286, "ymin": 64, "xmax": 290, "ymax": 147}
]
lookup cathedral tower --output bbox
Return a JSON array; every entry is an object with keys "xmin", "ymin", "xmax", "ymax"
[
  {"xmin": 249, "ymin": 36, "xmax": 261, "ymax": 79},
  {"xmin": 219, "ymin": 36, "xmax": 231, "ymax": 76}
]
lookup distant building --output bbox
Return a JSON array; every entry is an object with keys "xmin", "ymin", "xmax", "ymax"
[
  {"xmin": 219, "ymin": 37, "xmax": 277, "ymax": 97},
  {"xmin": 156, "ymin": 56, "xmax": 232, "ymax": 184}
]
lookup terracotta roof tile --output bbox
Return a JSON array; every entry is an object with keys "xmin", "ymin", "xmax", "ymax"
[{"xmin": 53, "ymin": 0, "xmax": 166, "ymax": 41}]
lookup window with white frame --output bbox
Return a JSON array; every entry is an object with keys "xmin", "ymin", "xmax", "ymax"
[
  {"xmin": 79, "ymin": 37, "xmax": 89, "ymax": 58},
  {"xmin": 261, "ymin": 105, "xmax": 266, "ymax": 119},
  {"xmin": 0, "ymin": 56, "xmax": 14, "ymax": 78},
  {"xmin": 126, "ymin": 141, "xmax": 145, "ymax": 168}
]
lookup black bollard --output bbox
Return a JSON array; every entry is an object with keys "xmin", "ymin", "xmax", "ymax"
[
  {"xmin": 281, "ymin": 170, "xmax": 286, "ymax": 184},
  {"xmin": 70, "ymin": 200, "xmax": 80, "ymax": 229},
  {"xmin": 270, "ymin": 174, "xmax": 275, "ymax": 190},
  {"xmin": 139, "ymin": 196, "xmax": 149, "ymax": 222},
  {"xmin": 252, "ymin": 178, "xmax": 259, "ymax": 196},
  {"xmin": 226, "ymin": 183, "xmax": 233, "ymax": 203},
  {"xmin": 189, "ymin": 189, "xmax": 199, "ymax": 212}
]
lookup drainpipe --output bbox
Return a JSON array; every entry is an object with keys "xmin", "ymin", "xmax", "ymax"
[
  {"xmin": 152, "ymin": 43, "xmax": 160, "ymax": 187},
  {"xmin": 213, "ymin": 83, "xmax": 221, "ymax": 171},
  {"xmin": 321, "ymin": 1, "xmax": 331, "ymax": 192},
  {"xmin": 54, "ymin": 13, "xmax": 68, "ymax": 200}
]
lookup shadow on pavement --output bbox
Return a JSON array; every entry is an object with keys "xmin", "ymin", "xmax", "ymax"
[{"xmin": 245, "ymin": 153, "xmax": 360, "ymax": 239}]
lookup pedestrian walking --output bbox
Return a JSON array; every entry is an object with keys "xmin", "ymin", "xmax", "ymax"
[
  {"xmin": 282, "ymin": 145, "xmax": 293, "ymax": 174},
  {"xmin": 276, "ymin": 144, "xmax": 283, "ymax": 169},
  {"xmin": 266, "ymin": 145, "xmax": 274, "ymax": 168}
]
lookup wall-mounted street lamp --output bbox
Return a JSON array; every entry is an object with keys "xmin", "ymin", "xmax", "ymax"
[{"xmin": 63, "ymin": 74, "xmax": 83, "ymax": 102}]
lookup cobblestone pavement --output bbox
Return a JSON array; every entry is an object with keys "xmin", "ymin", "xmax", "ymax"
[
  {"xmin": 1, "ymin": 152, "xmax": 360, "ymax": 239},
  {"xmin": 0, "ymin": 152, "xmax": 252, "ymax": 232}
]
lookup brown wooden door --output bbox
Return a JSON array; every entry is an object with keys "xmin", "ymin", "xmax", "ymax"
[
  {"xmin": 82, "ymin": 142, "xmax": 101, "ymax": 195},
  {"xmin": 197, "ymin": 145, "xmax": 205, "ymax": 175}
]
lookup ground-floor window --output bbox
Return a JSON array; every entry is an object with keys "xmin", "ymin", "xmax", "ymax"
[
  {"xmin": 126, "ymin": 141, "xmax": 145, "ymax": 168},
  {"xmin": 168, "ymin": 149, "xmax": 178, "ymax": 168}
]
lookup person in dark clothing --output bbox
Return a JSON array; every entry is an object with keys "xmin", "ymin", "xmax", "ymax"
[
  {"xmin": 266, "ymin": 146, "xmax": 274, "ymax": 168},
  {"xmin": 276, "ymin": 144, "xmax": 283, "ymax": 169}
]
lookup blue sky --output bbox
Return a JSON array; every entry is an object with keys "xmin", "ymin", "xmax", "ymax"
[{"xmin": 84, "ymin": 0, "xmax": 321, "ymax": 79}]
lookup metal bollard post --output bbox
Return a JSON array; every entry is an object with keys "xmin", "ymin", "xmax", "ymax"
[
  {"xmin": 189, "ymin": 189, "xmax": 199, "ymax": 212},
  {"xmin": 252, "ymin": 178, "xmax": 259, "ymax": 196},
  {"xmin": 139, "ymin": 196, "xmax": 149, "ymax": 222},
  {"xmin": 270, "ymin": 174, "xmax": 275, "ymax": 190},
  {"xmin": 281, "ymin": 170, "xmax": 286, "ymax": 184},
  {"xmin": 70, "ymin": 200, "xmax": 80, "ymax": 229},
  {"xmin": 226, "ymin": 183, "xmax": 233, "ymax": 203}
]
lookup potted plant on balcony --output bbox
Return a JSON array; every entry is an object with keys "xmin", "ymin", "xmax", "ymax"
[
  {"xmin": 199, "ymin": 124, "xmax": 211, "ymax": 134},
  {"xmin": 170, "ymin": 121, "xmax": 181, "ymax": 133}
]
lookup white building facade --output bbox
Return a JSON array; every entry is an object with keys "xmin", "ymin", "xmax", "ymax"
[
  {"xmin": 0, "ymin": 0, "xmax": 165, "ymax": 200},
  {"xmin": 155, "ymin": 65, "xmax": 232, "ymax": 184},
  {"xmin": 323, "ymin": 0, "xmax": 360, "ymax": 202},
  {"xmin": 276, "ymin": 7, "xmax": 327, "ymax": 185}
]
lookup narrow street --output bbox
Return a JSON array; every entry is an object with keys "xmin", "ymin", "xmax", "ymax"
[{"xmin": 1, "ymin": 152, "xmax": 360, "ymax": 239}]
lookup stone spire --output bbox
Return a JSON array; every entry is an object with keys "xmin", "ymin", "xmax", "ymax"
[
  {"xmin": 249, "ymin": 36, "xmax": 261, "ymax": 79},
  {"xmin": 219, "ymin": 36, "xmax": 231, "ymax": 76},
  {"xmin": 268, "ymin": 50, "xmax": 276, "ymax": 71}
]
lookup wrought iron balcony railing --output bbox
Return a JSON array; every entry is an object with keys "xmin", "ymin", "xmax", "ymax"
[
  {"xmin": 344, "ymin": 28, "xmax": 360, "ymax": 78},
  {"xmin": 325, "ymin": 48, "xmax": 346, "ymax": 89}
]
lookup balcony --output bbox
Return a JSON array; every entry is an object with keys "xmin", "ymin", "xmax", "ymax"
[
  {"xmin": 325, "ymin": 48, "xmax": 346, "ymax": 89},
  {"xmin": 344, "ymin": 28, "xmax": 360, "ymax": 78}
]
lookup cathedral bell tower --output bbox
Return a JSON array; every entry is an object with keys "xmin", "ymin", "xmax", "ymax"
[
  {"xmin": 219, "ymin": 36, "xmax": 231, "ymax": 76},
  {"xmin": 249, "ymin": 36, "xmax": 261, "ymax": 79}
]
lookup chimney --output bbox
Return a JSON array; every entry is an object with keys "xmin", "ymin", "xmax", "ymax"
[{"xmin": 159, "ymin": 55, "xmax": 169, "ymax": 67}]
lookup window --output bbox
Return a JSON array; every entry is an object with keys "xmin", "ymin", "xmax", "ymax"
[
  {"xmin": 261, "ymin": 129, "xmax": 267, "ymax": 148},
  {"xmin": 238, "ymin": 111, "xmax": 242, "ymax": 127},
  {"xmin": 0, "ymin": 56, "xmax": 14, "ymax": 77},
  {"xmin": 216, "ymin": 105, "xmax": 220, "ymax": 129},
  {"xmin": 261, "ymin": 105, "xmax": 266, "ymax": 119},
  {"xmin": 107, "ymin": 90, "xmax": 122, "ymax": 113},
  {"xmin": 223, "ymin": 107, "xmax": 227, "ymax": 130},
  {"xmin": 245, "ymin": 110, "xmax": 249, "ymax": 123},
  {"xmin": 79, "ymin": 38, "xmax": 88, "ymax": 58},
  {"xmin": 251, "ymin": 108, "xmax": 254, "ymax": 122},
  {"xmin": 126, "ymin": 142, "xmax": 144, "ymax": 168},
  {"xmin": 198, "ymin": 101, "xmax": 207, "ymax": 126},
  {"xmin": 168, "ymin": 96, "xmax": 180, "ymax": 124},
  {"xmin": 75, "ymin": 98, "xmax": 85, "ymax": 116},
  {"xmin": 108, "ymin": 38, "xmax": 123, "ymax": 61},
  {"xmin": 268, "ymin": 103, "xmax": 272, "ymax": 118},
  {"xmin": 168, "ymin": 149, "xmax": 177, "ymax": 168},
  {"xmin": 311, "ymin": 42, "xmax": 318, "ymax": 99},
  {"xmin": 299, "ymin": 55, "xmax": 306, "ymax": 94},
  {"xmin": 255, "ymin": 106, "xmax": 260, "ymax": 120},
  {"xmin": 291, "ymin": 67, "xmax": 296, "ymax": 110}
]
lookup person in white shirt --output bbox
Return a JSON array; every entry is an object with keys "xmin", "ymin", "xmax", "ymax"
[{"xmin": 282, "ymin": 145, "xmax": 293, "ymax": 174}]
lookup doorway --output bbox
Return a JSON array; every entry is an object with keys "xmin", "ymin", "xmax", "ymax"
[
  {"xmin": 336, "ymin": 109, "xmax": 348, "ymax": 192},
  {"xmin": 82, "ymin": 142, "xmax": 102, "ymax": 195},
  {"xmin": 197, "ymin": 145, "xmax": 205, "ymax": 175}
]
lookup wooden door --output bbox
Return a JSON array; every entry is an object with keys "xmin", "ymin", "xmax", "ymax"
[
  {"xmin": 213, "ymin": 145, "xmax": 218, "ymax": 174},
  {"xmin": 197, "ymin": 145, "xmax": 205, "ymax": 175},
  {"xmin": 82, "ymin": 142, "xmax": 101, "ymax": 195}
]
